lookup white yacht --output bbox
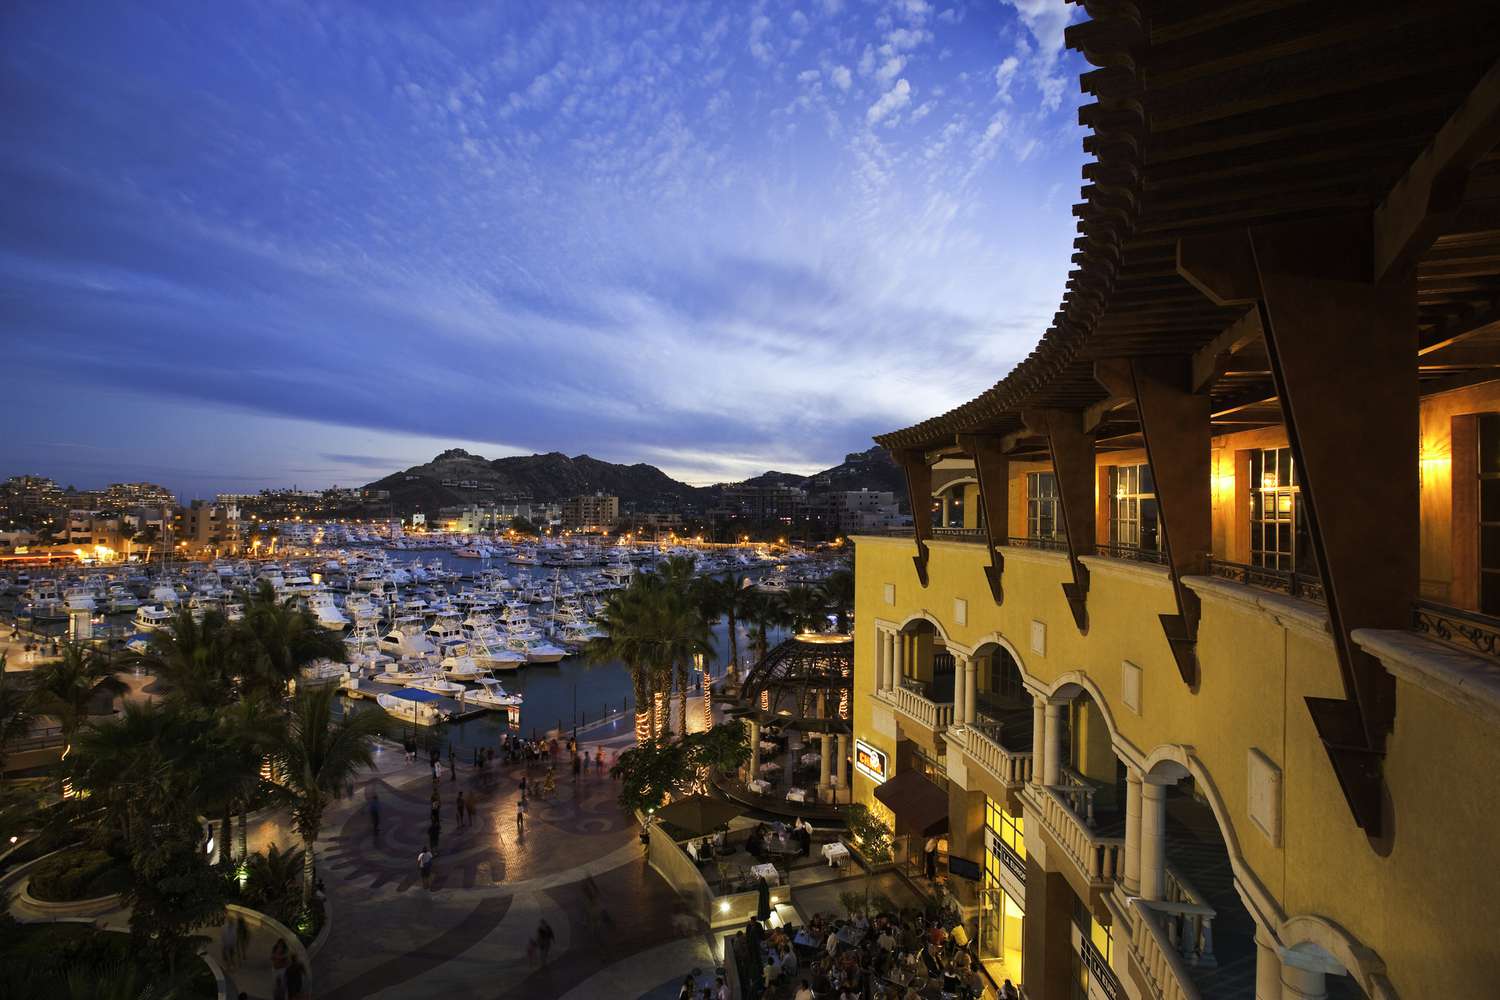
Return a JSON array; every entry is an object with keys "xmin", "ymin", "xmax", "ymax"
[
  {"xmin": 106, "ymin": 586, "xmax": 141, "ymax": 613},
  {"xmin": 471, "ymin": 675, "xmax": 523, "ymax": 710},
  {"xmin": 469, "ymin": 638, "xmax": 526, "ymax": 672},
  {"xmin": 306, "ymin": 592, "xmax": 350, "ymax": 631},
  {"xmin": 376, "ymin": 688, "xmax": 450, "ymax": 726},
  {"xmin": 378, "ymin": 625, "xmax": 435, "ymax": 660},
  {"xmin": 150, "ymin": 583, "xmax": 181, "ymax": 605},
  {"xmin": 508, "ymin": 635, "xmax": 567, "ymax": 664},
  {"xmin": 408, "ymin": 675, "xmax": 466, "ymax": 697},
  {"xmin": 134, "ymin": 604, "xmax": 175, "ymax": 631},
  {"xmin": 441, "ymin": 655, "xmax": 488, "ymax": 682}
]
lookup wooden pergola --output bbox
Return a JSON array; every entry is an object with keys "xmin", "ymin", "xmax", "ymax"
[{"xmin": 873, "ymin": 1, "xmax": 1500, "ymax": 837}]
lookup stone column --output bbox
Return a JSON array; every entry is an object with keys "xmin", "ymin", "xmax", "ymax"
[
  {"xmin": 953, "ymin": 655, "xmax": 968, "ymax": 724},
  {"xmin": 1123, "ymin": 766, "xmax": 1144, "ymax": 894},
  {"xmin": 1139, "ymin": 777, "xmax": 1169, "ymax": 901},
  {"xmin": 1043, "ymin": 701, "xmax": 1064, "ymax": 787},
  {"xmin": 965, "ymin": 655, "xmax": 978, "ymax": 724},
  {"xmin": 875, "ymin": 626, "xmax": 889, "ymax": 692},
  {"xmin": 1255, "ymin": 927, "xmax": 1283, "ymax": 1000},
  {"xmin": 820, "ymin": 734, "xmax": 833, "ymax": 788},
  {"xmin": 941, "ymin": 493, "xmax": 952, "ymax": 528},
  {"xmin": 748, "ymin": 720, "xmax": 761, "ymax": 779},
  {"xmin": 836, "ymin": 734, "xmax": 849, "ymax": 788},
  {"xmin": 1279, "ymin": 965, "xmax": 1327, "ymax": 1000},
  {"xmin": 893, "ymin": 631, "xmax": 906, "ymax": 685},
  {"xmin": 1031, "ymin": 694, "xmax": 1047, "ymax": 788}
]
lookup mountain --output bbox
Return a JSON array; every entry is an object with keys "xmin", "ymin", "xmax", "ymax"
[{"xmin": 363, "ymin": 445, "xmax": 901, "ymax": 514}]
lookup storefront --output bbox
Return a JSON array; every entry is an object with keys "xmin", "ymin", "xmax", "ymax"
[{"xmin": 980, "ymin": 796, "xmax": 1025, "ymax": 984}]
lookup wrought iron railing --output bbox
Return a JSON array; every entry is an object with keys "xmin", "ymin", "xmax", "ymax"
[
  {"xmin": 1097, "ymin": 542, "xmax": 1168, "ymax": 566},
  {"xmin": 1006, "ymin": 535, "xmax": 1068, "ymax": 553},
  {"xmin": 1081, "ymin": 933, "xmax": 1125, "ymax": 1000},
  {"xmin": 932, "ymin": 527, "xmax": 986, "ymax": 542},
  {"xmin": 1205, "ymin": 558, "xmax": 1326, "ymax": 604},
  {"xmin": 1413, "ymin": 601, "xmax": 1500, "ymax": 660}
]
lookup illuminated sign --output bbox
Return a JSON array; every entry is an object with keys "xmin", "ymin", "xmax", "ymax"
[{"xmin": 854, "ymin": 739, "xmax": 888, "ymax": 783}]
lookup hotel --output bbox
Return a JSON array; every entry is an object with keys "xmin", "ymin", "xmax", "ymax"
[{"xmin": 848, "ymin": 5, "xmax": 1500, "ymax": 1000}]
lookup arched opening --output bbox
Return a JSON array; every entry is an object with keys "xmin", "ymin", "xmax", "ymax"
[
  {"xmin": 1051, "ymin": 683, "xmax": 1127, "ymax": 831},
  {"xmin": 931, "ymin": 477, "xmax": 982, "ymax": 530},
  {"xmin": 895, "ymin": 616, "xmax": 955, "ymax": 707}
]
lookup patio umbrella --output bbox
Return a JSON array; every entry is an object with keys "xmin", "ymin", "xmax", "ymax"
[{"xmin": 656, "ymin": 794, "xmax": 746, "ymax": 836}]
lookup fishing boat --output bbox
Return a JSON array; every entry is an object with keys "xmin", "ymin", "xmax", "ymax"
[
  {"xmin": 470, "ymin": 675, "xmax": 523, "ymax": 709},
  {"xmin": 408, "ymin": 675, "xmax": 466, "ymax": 697},
  {"xmin": 441, "ymin": 654, "xmax": 488, "ymax": 682},
  {"xmin": 375, "ymin": 687, "xmax": 450, "ymax": 726},
  {"xmin": 133, "ymin": 604, "xmax": 175, "ymax": 631}
]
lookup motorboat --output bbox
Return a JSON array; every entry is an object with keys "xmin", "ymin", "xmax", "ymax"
[
  {"xmin": 306, "ymin": 592, "xmax": 350, "ymax": 631},
  {"xmin": 468, "ymin": 638, "xmax": 525, "ymax": 672},
  {"xmin": 509, "ymin": 636, "xmax": 567, "ymax": 664},
  {"xmin": 408, "ymin": 675, "xmax": 466, "ymax": 697},
  {"xmin": 378, "ymin": 626, "xmax": 436, "ymax": 660},
  {"xmin": 134, "ymin": 604, "xmax": 175, "ymax": 631},
  {"xmin": 376, "ymin": 688, "xmax": 450, "ymax": 726},
  {"xmin": 150, "ymin": 583, "xmax": 181, "ymax": 605},
  {"xmin": 106, "ymin": 586, "xmax": 141, "ymax": 613},
  {"xmin": 470, "ymin": 675, "xmax": 523, "ymax": 709},
  {"xmin": 441, "ymin": 654, "xmax": 488, "ymax": 682},
  {"xmin": 371, "ymin": 661, "xmax": 436, "ymax": 684}
]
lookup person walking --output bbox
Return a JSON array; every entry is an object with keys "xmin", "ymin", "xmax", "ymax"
[
  {"xmin": 448, "ymin": 744, "xmax": 457, "ymax": 781},
  {"xmin": 418, "ymin": 846, "xmax": 434, "ymax": 890},
  {"xmin": 536, "ymin": 919, "xmax": 554, "ymax": 965},
  {"xmin": 220, "ymin": 914, "xmax": 239, "ymax": 970},
  {"xmin": 516, "ymin": 800, "xmax": 525, "ymax": 835},
  {"xmin": 519, "ymin": 774, "xmax": 528, "ymax": 803},
  {"xmin": 235, "ymin": 912, "xmax": 249, "ymax": 966},
  {"xmin": 270, "ymin": 938, "xmax": 290, "ymax": 1000},
  {"xmin": 456, "ymin": 791, "xmax": 467, "ymax": 829},
  {"xmin": 369, "ymin": 792, "xmax": 381, "ymax": 839},
  {"xmin": 572, "ymin": 753, "xmax": 581, "ymax": 784}
]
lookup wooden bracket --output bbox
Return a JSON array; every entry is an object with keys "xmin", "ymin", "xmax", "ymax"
[
  {"xmin": 897, "ymin": 448, "xmax": 934, "ymax": 587},
  {"xmin": 1251, "ymin": 214, "xmax": 1416, "ymax": 837},
  {"xmin": 1022, "ymin": 408, "xmax": 1097, "ymax": 633},
  {"xmin": 957, "ymin": 433, "xmax": 1011, "ymax": 605}
]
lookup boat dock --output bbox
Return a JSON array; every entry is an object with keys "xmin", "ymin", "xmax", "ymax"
[{"xmin": 342, "ymin": 685, "xmax": 508, "ymax": 724}]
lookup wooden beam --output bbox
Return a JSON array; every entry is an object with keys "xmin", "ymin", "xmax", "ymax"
[
  {"xmin": 897, "ymin": 449, "xmax": 934, "ymax": 588},
  {"xmin": 1375, "ymin": 59, "xmax": 1500, "ymax": 281},
  {"xmin": 1021, "ymin": 409, "xmax": 1096, "ymax": 633},
  {"xmin": 956, "ymin": 433, "xmax": 1011, "ymax": 606},
  {"xmin": 1417, "ymin": 298, "xmax": 1500, "ymax": 354},
  {"xmin": 1177, "ymin": 232, "xmax": 1261, "ymax": 306},
  {"xmin": 1191, "ymin": 308, "xmax": 1265, "ymax": 390}
]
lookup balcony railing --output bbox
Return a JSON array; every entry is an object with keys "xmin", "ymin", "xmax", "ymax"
[
  {"xmin": 1126, "ymin": 896, "xmax": 1203, "ymax": 1000},
  {"xmin": 1006, "ymin": 535, "xmax": 1069, "ymax": 553},
  {"xmin": 1413, "ymin": 601, "xmax": 1500, "ymax": 661},
  {"xmin": 1033, "ymin": 785, "xmax": 1123, "ymax": 885},
  {"xmin": 932, "ymin": 527, "xmax": 986, "ymax": 542},
  {"xmin": 877, "ymin": 682, "xmax": 954, "ymax": 732},
  {"xmin": 1096, "ymin": 542, "xmax": 1168, "ymax": 566},
  {"xmin": 1205, "ymin": 558, "xmax": 1325, "ymax": 604},
  {"xmin": 947, "ymin": 724, "xmax": 1034, "ymax": 788}
]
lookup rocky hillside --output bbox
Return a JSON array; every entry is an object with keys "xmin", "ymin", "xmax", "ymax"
[{"xmin": 365, "ymin": 445, "xmax": 901, "ymax": 514}]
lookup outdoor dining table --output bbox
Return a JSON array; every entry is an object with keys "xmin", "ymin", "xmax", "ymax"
[
  {"xmin": 748, "ymin": 778, "xmax": 771, "ymax": 794},
  {"xmin": 822, "ymin": 841, "xmax": 851, "ymax": 867},
  {"xmin": 800, "ymin": 752, "xmax": 820, "ymax": 766},
  {"xmin": 764, "ymin": 837, "xmax": 799, "ymax": 857},
  {"xmin": 750, "ymin": 862, "xmax": 780, "ymax": 885},
  {"xmin": 786, "ymin": 787, "xmax": 809, "ymax": 803},
  {"xmin": 758, "ymin": 761, "xmax": 782, "ymax": 773}
]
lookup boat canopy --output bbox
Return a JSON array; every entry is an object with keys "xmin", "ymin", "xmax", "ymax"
[{"xmin": 386, "ymin": 687, "xmax": 444, "ymax": 703}]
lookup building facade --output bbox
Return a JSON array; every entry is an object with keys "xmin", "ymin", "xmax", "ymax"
[
  {"xmin": 561, "ymin": 493, "xmax": 619, "ymax": 531},
  {"xmin": 847, "ymin": 8, "xmax": 1500, "ymax": 1000}
]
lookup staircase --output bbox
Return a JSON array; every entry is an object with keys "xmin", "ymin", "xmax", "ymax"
[{"xmin": 1161, "ymin": 800, "xmax": 1257, "ymax": 1000}]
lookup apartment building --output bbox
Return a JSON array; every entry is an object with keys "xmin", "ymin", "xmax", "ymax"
[
  {"xmin": 561, "ymin": 493, "xmax": 619, "ymax": 531},
  {"xmin": 847, "ymin": 9, "xmax": 1500, "ymax": 1000}
]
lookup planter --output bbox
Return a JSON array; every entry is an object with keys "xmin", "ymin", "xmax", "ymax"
[
  {"xmin": 226, "ymin": 903, "xmax": 312, "ymax": 978},
  {"xmin": 18, "ymin": 879, "xmax": 124, "ymax": 918}
]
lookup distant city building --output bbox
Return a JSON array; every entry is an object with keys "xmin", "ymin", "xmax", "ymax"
[
  {"xmin": 561, "ymin": 494, "xmax": 620, "ymax": 531},
  {"xmin": 812, "ymin": 488, "xmax": 903, "ymax": 534},
  {"xmin": 714, "ymin": 484, "xmax": 808, "ymax": 526},
  {"xmin": 102, "ymin": 481, "xmax": 176, "ymax": 508},
  {"xmin": 172, "ymin": 500, "xmax": 240, "ymax": 556},
  {"xmin": 617, "ymin": 511, "xmax": 684, "ymax": 535}
]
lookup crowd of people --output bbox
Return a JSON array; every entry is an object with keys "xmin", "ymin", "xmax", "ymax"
[{"xmin": 731, "ymin": 903, "xmax": 1009, "ymax": 1000}]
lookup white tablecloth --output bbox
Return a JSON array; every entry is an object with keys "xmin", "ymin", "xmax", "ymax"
[
  {"xmin": 822, "ymin": 841, "xmax": 850, "ymax": 866},
  {"xmin": 800, "ymin": 752, "xmax": 821, "ymax": 766},
  {"xmin": 751, "ymin": 863, "xmax": 780, "ymax": 885},
  {"xmin": 758, "ymin": 761, "xmax": 782, "ymax": 773},
  {"xmin": 759, "ymin": 740, "xmax": 778, "ymax": 752},
  {"xmin": 786, "ymin": 787, "xmax": 808, "ymax": 802},
  {"xmin": 748, "ymin": 778, "xmax": 771, "ymax": 794}
]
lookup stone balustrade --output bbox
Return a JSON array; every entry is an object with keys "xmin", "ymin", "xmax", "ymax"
[
  {"xmin": 877, "ymin": 684, "xmax": 954, "ymax": 732},
  {"xmin": 949, "ymin": 725, "xmax": 1034, "ymax": 787},
  {"xmin": 1126, "ymin": 895, "xmax": 1203, "ymax": 1000},
  {"xmin": 1035, "ymin": 786, "xmax": 1122, "ymax": 885}
]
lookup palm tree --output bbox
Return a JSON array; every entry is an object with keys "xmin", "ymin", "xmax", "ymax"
[
  {"xmin": 219, "ymin": 695, "xmax": 287, "ymax": 861},
  {"xmin": 125, "ymin": 607, "xmax": 236, "ymax": 710},
  {"xmin": 695, "ymin": 574, "xmax": 748, "ymax": 680},
  {"xmin": 28, "ymin": 642, "xmax": 125, "ymax": 749},
  {"xmin": 588, "ymin": 585, "xmax": 658, "ymax": 745},
  {"xmin": 739, "ymin": 588, "xmax": 789, "ymax": 664},
  {"xmin": 819, "ymin": 569, "xmax": 855, "ymax": 633},
  {"xmin": 658, "ymin": 586, "xmax": 714, "ymax": 739},
  {"xmin": 780, "ymin": 585, "xmax": 826, "ymax": 633},
  {"xmin": 237, "ymin": 581, "xmax": 346, "ymax": 696},
  {"xmin": 272, "ymin": 686, "xmax": 385, "ymax": 908},
  {"xmin": 0, "ymin": 653, "xmax": 32, "ymax": 784}
]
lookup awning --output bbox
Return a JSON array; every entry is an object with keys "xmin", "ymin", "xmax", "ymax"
[
  {"xmin": 387, "ymin": 687, "xmax": 444, "ymax": 702},
  {"xmin": 873, "ymin": 769, "xmax": 950, "ymax": 838}
]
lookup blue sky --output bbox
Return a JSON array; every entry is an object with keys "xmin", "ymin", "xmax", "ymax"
[{"xmin": 1, "ymin": 0, "xmax": 1087, "ymax": 498}]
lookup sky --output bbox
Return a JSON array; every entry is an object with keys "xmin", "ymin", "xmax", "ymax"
[{"xmin": 1, "ymin": 0, "xmax": 1089, "ymax": 499}]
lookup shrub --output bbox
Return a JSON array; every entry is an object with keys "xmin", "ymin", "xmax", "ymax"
[{"xmin": 27, "ymin": 847, "xmax": 121, "ymax": 902}]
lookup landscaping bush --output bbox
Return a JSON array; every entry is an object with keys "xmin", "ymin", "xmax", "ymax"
[
  {"xmin": 0, "ymin": 923, "xmax": 216, "ymax": 999},
  {"xmin": 26, "ymin": 846, "xmax": 127, "ymax": 902}
]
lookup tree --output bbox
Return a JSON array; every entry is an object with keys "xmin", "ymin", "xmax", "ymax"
[
  {"xmin": 588, "ymin": 584, "xmax": 658, "ymax": 745},
  {"xmin": 685, "ymin": 721, "xmax": 750, "ymax": 785},
  {"xmin": 739, "ymin": 588, "xmax": 789, "ymax": 663},
  {"xmin": 0, "ymin": 654, "xmax": 31, "ymax": 784},
  {"xmin": 846, "ymin": 803, "xmax": 895, "ymax": 910},
  {"xmin": 819, "ymin": 569, "xmax": 855, "ymax": 633},
  {"xmin": 610, "ymin": 738, "xmax": 691, "ymax": 815},
  {"xmin": 780, "ymin": 585, "xmax": 826, "ymax": 633},
  {"xmin": 27, "ymin": 642, "xmax": 125, "ymax": 749},
  {"xmin": 695, "ymin": 573, "xmax": 749, "ymax": 679},
  {"xmin": 218, "ymin": 695, "xmax": 286, "ymax": 861},
  {"xmin": 272, "ymin": 686, "xmax": 386, "ymax": 908},
  {"xmin": 125, "ymin": 607, "xmax": 236, "ymax": 711},
  {"xmin": 237, "ymin": 581, "xmax": 346, "ymax": 696}
]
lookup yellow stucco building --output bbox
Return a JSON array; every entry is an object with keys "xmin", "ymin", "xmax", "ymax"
[{"xmin": 845, "ymin": 6, "xmax": 1500, "ymax": 1000}]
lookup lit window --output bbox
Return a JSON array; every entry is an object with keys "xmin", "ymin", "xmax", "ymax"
[
  {"xmin": 1107, "ymin": 464, "xmax": 1158, "ymax": 551},
  {"xmin": 1026, "ymin": 473, "xmax": 1063, "ymax": 540}
]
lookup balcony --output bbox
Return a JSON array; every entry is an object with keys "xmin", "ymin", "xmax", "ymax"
[
  {"xmin": 948, "ymin": 721, "xmax": 1034, "ymax": 789},
  {"xmin": 1205, "ymin": 557, "xmax": 1325, "ymax": 604},
  {"xmin": 875, "ymin": 679, "xmax": 955, "ymax": 734},
  {"xmin": 1106, "ymin": 865, "xmax": 1217, "ymax": 1000},
  {"xmin": 1027, "ymin": 783, "xmax": 1124, "ymax": 887},
  {"xmin": 1412, "ymin": 600, "xmax": 1500, "ymax": 662}
]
